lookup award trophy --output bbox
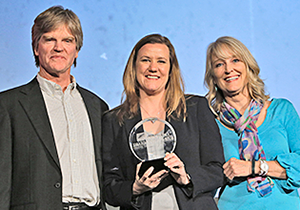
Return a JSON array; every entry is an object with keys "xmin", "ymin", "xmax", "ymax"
[{"xmin": 129, "ymin": 117, "xmax": 176, "ymax": 177}]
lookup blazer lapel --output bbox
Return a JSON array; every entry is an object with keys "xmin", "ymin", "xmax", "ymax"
[
  {"xmin": 19, "ymin": 78, "xmax": 60, "ymax": 169},
  {"xmin": 125, "ymin": 109, "xmax": 142, "ymax": 140}
]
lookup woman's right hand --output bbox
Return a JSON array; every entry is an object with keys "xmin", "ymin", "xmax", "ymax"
[
  {"xmin": 223, "ymin": 157, "xmax": 251, "ymax": 180},
  {"xmin": 223, "ymin": 157, "xmax": 287, "ymax": 180},
  {"xmin": 132, "ymin": 162, "xmax": 168, "ymax": 195}
]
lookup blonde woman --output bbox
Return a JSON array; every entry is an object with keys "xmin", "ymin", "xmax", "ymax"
[{"xmin": 205, "ymin": 36, "xmax": 300, "ymax": 209}]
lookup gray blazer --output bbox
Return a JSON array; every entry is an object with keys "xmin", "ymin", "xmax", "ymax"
[
  {"xmin": 0, "ymin": 78, "xmax": 108, "ymax": 210},
  {"xmin": 102, "ymin": 95, "xmax": 225, "ymax": 210}
]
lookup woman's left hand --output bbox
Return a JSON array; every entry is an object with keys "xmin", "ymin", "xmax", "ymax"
[{"xmin": 164, "ymin": 153, "xmax": 190, "ymax": 185}]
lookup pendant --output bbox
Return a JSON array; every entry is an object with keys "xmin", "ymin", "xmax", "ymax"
[{"xmin": 150, "ymin": 117, "xmax": 157, "ymax": 124}]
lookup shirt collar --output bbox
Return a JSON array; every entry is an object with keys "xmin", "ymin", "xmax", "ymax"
[{"xmin": 36, "ymin": 73, "xmax": 77, "ymax": 97}]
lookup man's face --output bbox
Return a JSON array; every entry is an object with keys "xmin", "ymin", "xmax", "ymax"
[{"xmin": 34, "ymin": 24, "xmax": 78, "ymax": 78}]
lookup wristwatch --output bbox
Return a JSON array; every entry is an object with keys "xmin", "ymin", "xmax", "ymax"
[{"xmin": 259, "ymin": 159, "xmax": 269, "ymax": 176}]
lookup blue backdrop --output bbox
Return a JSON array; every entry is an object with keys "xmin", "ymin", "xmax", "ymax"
[{"xmin": 1, "ymin": 0, "xmax": 299, "ymax": 113}]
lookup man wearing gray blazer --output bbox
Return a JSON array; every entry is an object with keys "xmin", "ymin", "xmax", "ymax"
[{"xmin": 0, "ymin": 6, "xmax": 108, "ymax": 210}]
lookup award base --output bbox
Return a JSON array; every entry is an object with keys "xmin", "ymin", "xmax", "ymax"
[{"xmin": 138, "ymin": 158, "xmax": 168, "ymax": 178}]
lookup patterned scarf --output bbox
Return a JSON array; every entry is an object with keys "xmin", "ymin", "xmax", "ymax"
[{"xmin": 219, "ymin": 99, "xmax": 273, "ymax": 197}]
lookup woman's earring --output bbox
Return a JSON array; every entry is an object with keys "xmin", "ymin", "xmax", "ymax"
[{"xmin": 213, "ymin": 81, "xmax": 217, "ymax": 91}]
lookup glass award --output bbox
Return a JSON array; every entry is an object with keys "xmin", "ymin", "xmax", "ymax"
[{"xmin": 129, "ymin": 117, "xmax": 176, "ymax": 177}]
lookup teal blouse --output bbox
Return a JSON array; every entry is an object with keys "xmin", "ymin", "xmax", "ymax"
[{"xmin": 217, "ymin": 98, "xmax": 300, "ymax": 210}]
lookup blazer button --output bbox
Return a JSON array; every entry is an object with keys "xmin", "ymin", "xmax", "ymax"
[{"xmin": 54, "ymin": 182, "xmax": 61, "ymax": 188}]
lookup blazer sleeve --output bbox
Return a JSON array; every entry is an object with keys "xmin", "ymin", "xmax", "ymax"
[
  {"xmin": 190, "ymin": 97, "xmax": 225, "ymax": 196},
  {"xmin": 0, "ymin": 99, "xmax": 12, "ymax": 209},
  {"xmin": 102, "ymin": 111, "xmax": 138, "ymax": 208}
]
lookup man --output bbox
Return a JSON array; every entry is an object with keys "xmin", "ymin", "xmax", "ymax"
[{"xmin": 0, "ymin": 6, "xmax": 108, "ymax": 210}]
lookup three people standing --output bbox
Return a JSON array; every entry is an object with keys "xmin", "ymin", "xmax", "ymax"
[{"xmin": 0, "ymin": 5, "xmax": 299, "ymax": 210}]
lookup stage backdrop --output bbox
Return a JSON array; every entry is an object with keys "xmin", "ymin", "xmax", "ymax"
[
  {"xmin": 1, "ymin": 0, "xmax": 299, "ymax": 113},
  {"xmin": 1, "ymin": 1, "xmax": 299, "ymax": 209}
]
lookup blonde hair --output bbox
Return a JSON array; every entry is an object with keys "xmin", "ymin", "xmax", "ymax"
[
  {"xmin": 204, "ymin": 36, "xmax": 269, "ymax": 115},
  {"xmin": 32, "ymin": 5, "xmax": 83, "ymax": 67},
  {"xmin": 116, "ymin": 34, "xmax": 186, "ymax": 123}
]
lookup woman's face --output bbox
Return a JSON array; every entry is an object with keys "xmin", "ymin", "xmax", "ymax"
[
  {"xmin": 212, "ymin": 47, "xmax": 249, "ymax": 98},
  {"xmin": 135, "ymin": 43, "xmax": 170, "ymax": 96}
]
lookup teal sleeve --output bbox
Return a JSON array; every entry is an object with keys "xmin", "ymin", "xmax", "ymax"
[{"xmin": 274, "ymin": 100, "xmax": 300, "ymax": 190}]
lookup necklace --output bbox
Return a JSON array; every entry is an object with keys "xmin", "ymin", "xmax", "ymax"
[{"xmin": 140, "ymin": 104, "xmax": 164, "ymax": 121}]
